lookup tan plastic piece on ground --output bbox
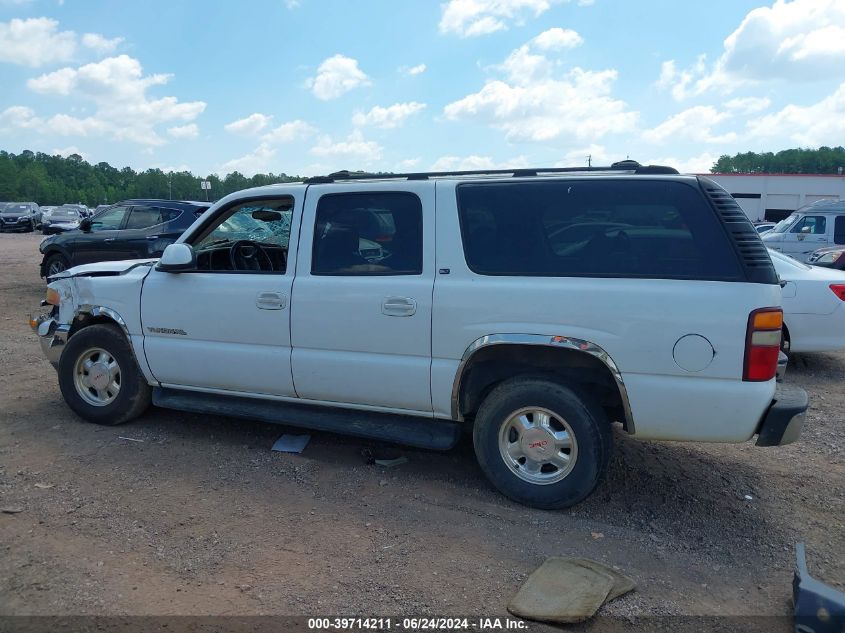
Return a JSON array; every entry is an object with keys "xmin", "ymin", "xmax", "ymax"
[{"xmin": 507, "ymin": 557, "xmax": 636, "ymax": 624}]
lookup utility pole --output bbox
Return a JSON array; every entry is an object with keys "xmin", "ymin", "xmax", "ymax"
[{"xmin": 587, "ymin": 154, "xmax": 592, "ymax": 167}]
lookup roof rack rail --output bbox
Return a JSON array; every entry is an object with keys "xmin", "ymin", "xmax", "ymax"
[{"xmin": 303, "ymin": 161, "xmax": 679, "ymax": 184}]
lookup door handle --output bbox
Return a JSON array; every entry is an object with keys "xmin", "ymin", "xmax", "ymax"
[
  {"xmin": 146, "ymin": 235, "xmax": 160, "ymax": 241},
  {"xmin": 104, "ymin": 238, "xmax": 115, "ymax": 243},
  {"xmin": 382, "ymin": 296, "xmax": 417, "ymax": 317},
  {"xmin": 256, "ymin": 291, "xmax": 287, "ymax": 310}
]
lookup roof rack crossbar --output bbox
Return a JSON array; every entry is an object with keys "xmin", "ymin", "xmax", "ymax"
[{"xmin": 303, "ymin": 161, "xmax": 678, "ymax": 183}]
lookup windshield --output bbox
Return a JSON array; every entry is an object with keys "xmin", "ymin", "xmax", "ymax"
[{"xmin": 771, "ymin": 214, "xmax": 800, "ymax": 233}]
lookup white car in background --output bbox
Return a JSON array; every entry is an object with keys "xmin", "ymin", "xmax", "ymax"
[{"xmin": 769, "ymin": 249, "xmax": 845, "ymax": 353}]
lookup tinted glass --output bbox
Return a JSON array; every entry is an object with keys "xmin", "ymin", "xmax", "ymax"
[
  {"xmin": 90, "ymin": 205, "xmax": 128, "ymax": 230},
  {"xmin": 458, "ymin": 180, "xmax": 743, "ymax": 279},
  {"xmin": 312, "ymin": 192, "xmax": 422, "ymax": 275},
  {"xmin": 835, "ymin": 217, "xmax": 845, "ymax": 245},
  {"xmin": 125, "ymin": 206, "xmax": 181, "ymax": 229}
]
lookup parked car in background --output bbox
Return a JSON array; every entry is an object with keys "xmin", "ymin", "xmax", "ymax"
[
  {"xmin": 39, "ymin": 206, "xmax": 56, "ymax": 228},
  {"xmin": 754, "ymin": 222, "xmax": 776, "ymax": 234},
  {"xmin": 0, "ymin": 202, "xmax": 40, "ymax": 232},
  {"xmin": 762, "ymin": 199, "xmax": 845, "ymax": 261},
  {"xmin": 39, "ymin": 199, "xmax": 209, "ymax": 277},
  {"xmin": 41, "ymin": 205, "xmax": 84, "ymax": 235},
  {"xmin": 769, "ymin": 249, "xmax": 845, "ymax": 353},
  {"xmin": 32, "ymin": 165, "xmax": 807, "ymax": 509},
  {"xmin": 807, "ymin": 246, "xmax": 845, "ymax": 270}
]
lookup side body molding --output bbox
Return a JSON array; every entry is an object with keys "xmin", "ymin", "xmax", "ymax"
[{"xmin": 450, "ymin": 333, "xmax": 635, "ymax": 433}]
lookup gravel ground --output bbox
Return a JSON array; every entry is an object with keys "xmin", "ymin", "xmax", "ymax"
[{"xmin": 0, "ymin": 232, "xmax": 842, "ymax": 630}]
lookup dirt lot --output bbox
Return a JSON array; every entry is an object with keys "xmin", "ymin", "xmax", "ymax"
[{"xmin": 0, "ymin": 232, "xmax": 842, "ymax": 629}]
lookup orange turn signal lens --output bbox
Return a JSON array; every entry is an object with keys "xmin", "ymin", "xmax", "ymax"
[
  {"xmin": 45, "ymin": 288, "xmax": 60, "ymax": 306},
  {"xmin": 752, "ymin": 310, "xmax": 782, "ymax": 330}
]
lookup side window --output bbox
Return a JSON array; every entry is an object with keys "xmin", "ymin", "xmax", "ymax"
[
  {"xmin": 791, "ymin": 215, "xmax": 827, "ymax": 235},
  {"xmin": 835, "ymin": 216, "xmax": 845, "ymax": 245},
  {"xmin": 457, "ymin": 180, "xmax": 743, "ymax": 280},
  {"xmin": 90, "ymin": 205, "xmax": 129, "ymax": 230},
  {"xmin": 311, "ymin": 192, "xmax": 423, "ymax": 276},
  {"xmin": 190, "ymin": 197, "xmax": 293, "ymax": 273},
  {"xmin": 125, "ymin": 206, "xmax": 181, "ymax": 229}
]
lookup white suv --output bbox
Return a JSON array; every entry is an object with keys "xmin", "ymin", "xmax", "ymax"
[{"xmin": 32, "ymin": 162, "xmax": 808, "ymax": 508}]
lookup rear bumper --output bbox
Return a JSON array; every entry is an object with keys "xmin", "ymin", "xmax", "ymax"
[{"xmin": 755, "ymin": 383, "xmax": 808, "ymax": 446}]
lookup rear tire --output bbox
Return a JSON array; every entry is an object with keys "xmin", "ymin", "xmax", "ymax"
[
  {"xmin": 58, "ymin": 324, "xmax": 151, "ymax": 426},
  {"xmin": 473, "ymin": 376, "xmax": 611, "ymax": 509}
]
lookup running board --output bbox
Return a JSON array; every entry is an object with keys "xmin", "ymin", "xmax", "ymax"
[{"xmin": 152, "ymin": 387, "xmax": 462, "ymax": 451}]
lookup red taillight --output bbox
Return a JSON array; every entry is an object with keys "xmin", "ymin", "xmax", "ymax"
[
  {"xmin": 743, "ymin": 308, "xmax": 783, "ymax": 382},
  {"xmin": 830, "ymin": 284, "xmax": 845, "ymax": 301}
]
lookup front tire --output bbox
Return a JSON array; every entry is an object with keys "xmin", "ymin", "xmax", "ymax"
[
  {"xmin": 44, "ymin": 253, "xmax": 69, "ymax": 277},
  {"xmin": 473, "ymin": 376, "xmax": 611, "ymax": 509},
  {"xmin": 58, "ymin": 324, "xmax": 151, "ymax": 425}
]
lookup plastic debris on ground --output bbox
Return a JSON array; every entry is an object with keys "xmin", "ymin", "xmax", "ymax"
[
  {"xmin": 508, "ymin": 557, "xmax": 635, "ymax": 624},
  {"xmin": 271, "ymin": 434, "xmax": 311, "ymax": 453}
]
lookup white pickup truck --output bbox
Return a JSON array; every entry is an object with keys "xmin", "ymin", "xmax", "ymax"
[{"xmin": 32, "ymin": 162, "xmax": 808, "ymax": 508}]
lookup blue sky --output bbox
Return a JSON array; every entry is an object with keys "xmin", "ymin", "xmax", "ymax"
[{"xmin": 1, "ymin": 0, "xmax": 844, "ymax": 177}]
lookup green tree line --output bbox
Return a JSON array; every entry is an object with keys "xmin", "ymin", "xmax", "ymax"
[
  {"xmin": 0, "ymin": 150, "xmax": 301, "ymax": 206},
  {"xmin": 712, "ymin": 146, "xmax": 845, "ymax": 174}
]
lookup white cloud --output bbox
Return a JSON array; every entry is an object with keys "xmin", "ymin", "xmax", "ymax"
[
  {"xmin": 642, "ymin": 105, "xmax": 736, "ymax": 144},
  {"xmin": 401, "ymin": 63, "xmax": 427, "ymax": 76},
  {"xmin": 657, "ymin": 0, "xmax": 845, "ymax": 99},
  {"xmin": 224, "ymin": 112, "xmax": 272, "ymax": 136},
  {"xmin": 309, "ymin": 129, "xmax": 383, "ymax": 162},
  {"xmin": 439, "ymin": 0, "xmax": 562, "ymax": 37},
  {"xmin": 747, "ymin": 82, "xmax": 845, "ymax": 146},
  {"xmin": 395, "ymin": 158, "xmax": 421, "ymax": 170},
  {"xmin": 167, "ymin": 123, "xmax": 199, "ymax": 139},
  {"xmin": 81, "ymin": 33, "xmax": 123, "ymax": 54},
  {"xmin": 724, "ymin": 96, "xmax": 771, "ymax": 114},
  {"xmin": 352, "ymin": 102, "xmax": 426, "ymax": 129},
  {"xmin": 22, "ymin": 55, "xmax": 205, "ymax": 146},
  {"xmin": 644, "ymin": 152, "xmax": 719, "ymax": 174},
  {"xmin": 51, "ymin": 145, "xmax": 87, "ymax": 160},
  {"xmin": 531, "ymin": 27, "xmax": 583, "ymax": 51},
  {"xmin": 306, "ymin": 54, "xmax": 370, "ymax": 100},
  {"xmin": 0, "ymin": 105, "xmax": 40, "ymax": 130},
  {"xmin": 554, "ymin": 144, "xmax": 611, "ymax": 167},
  {"xmin": 0, "ymin": 17, "xmax": 76, "ymax": 66},
  {"xmin": 219, "ymin": 143, "xmax": 277, "ymax": 176},
  {"xmin": 262, "ymin": 119, "xmax": 317, "ymax": 143},
  {"xmin": 0, "ymin": 17, "xmax": 123, "ymax": 67},
  {"xmin": 445, "ymin": 34, "xmax": 636, "ymax": 143},
  {"xmin": 430, "ymin": 155, "xmax": 529, "ymax": 171}
]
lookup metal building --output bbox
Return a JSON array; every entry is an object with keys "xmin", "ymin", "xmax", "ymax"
[{"xmin": 704, "ymin": 173, "xmax": 845, "ymax": 222}]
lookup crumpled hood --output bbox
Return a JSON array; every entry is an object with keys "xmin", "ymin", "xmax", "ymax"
[{"xmin": 51, "ymin": 258, "xmax": 157, "ymax": 279}]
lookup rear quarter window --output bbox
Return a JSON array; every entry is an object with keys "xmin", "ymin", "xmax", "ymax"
[{"xmin": 457, "ymin": 179, "xmax": 744, "ymax": 280}]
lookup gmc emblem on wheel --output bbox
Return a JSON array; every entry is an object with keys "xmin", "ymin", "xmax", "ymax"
[
  {"xmin": 528, "ymin": 440, "xmax": 549, "ymax": 449},
  {"xmin": 147, "ymin": 327, "xmax": 188, "ymax": 336}
]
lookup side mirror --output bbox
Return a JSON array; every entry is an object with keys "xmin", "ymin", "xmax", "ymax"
[
  {"xmin": 157, "ymin": 243, "xmax": 196, "ymax": 273},
  {"xmin": 800, "ymin": 226, "xmax": 812, "ymax": 234},
  {"xmin": 79, "ymin": 218, "xmax": 92, "ymax": 232}
]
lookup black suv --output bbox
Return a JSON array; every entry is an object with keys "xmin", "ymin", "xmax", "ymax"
[{"xmin": 39, "ymin": 199, "xmax": 209, "ymax": 277}]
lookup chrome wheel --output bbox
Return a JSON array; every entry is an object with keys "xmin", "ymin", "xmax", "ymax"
[
  {"xmin": 498, "ymin": 406, "xmax": 578, "ymax": 485},
  {"xmin": 73, "ymin": 347, "xmax": 121, "ymax": 407}
]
